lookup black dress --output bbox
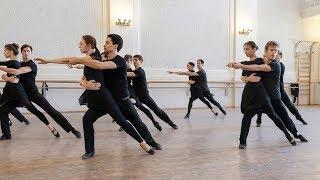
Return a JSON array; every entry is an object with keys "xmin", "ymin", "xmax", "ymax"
[
  {"xmin": 79, "ymin": 54, "xmax": 110, "ymax": 110},
  {"xmin": 240, "ymin": 58, "xmax": 270, "ymax": 114}
]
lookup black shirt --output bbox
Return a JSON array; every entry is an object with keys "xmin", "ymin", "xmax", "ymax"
[
  {"xmin": 0, "ymin": 60, "xmax": 26, "ymax": 101},
  {"xmin": 261, "ymin": 60, "xmax": 281, "ymax": 100},
  {"xmin": 83, "ymin": 53, "xmax": 105, "ymax": 86},
  {"xmin": 196, "ymin": 69, "xmax": 210, "ymax": 93},
  {"xmin": 241, "ymin": 58, "xmax": 264, "ymax": 78},
  {"xmin": 132, "ymin": 67, "xmax": 149, "ymax": 97},
  {"xmin": 102, "ymin": 55, "xmax": 130, "ymax": 100},
  {"xmin": 19, "ymin": 60, "xmax": 39, "ymax": 95}
]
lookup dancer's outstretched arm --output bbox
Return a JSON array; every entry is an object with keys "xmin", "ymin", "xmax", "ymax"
[
  {"xmin": 68, "ymin": 57, "xmax": 117, "ymax": 70},
  {"xmin": 0, "ymin": 66, "xmax": 31, "ymax": 75},
  {"xmin": 167, "ymin": 70, "xmax": 198, "ymax": 76}
]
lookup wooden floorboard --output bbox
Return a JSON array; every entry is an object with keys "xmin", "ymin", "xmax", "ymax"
[{"xmin": 0, "ymin": 106, "xmax": 319, "ymax": 179}]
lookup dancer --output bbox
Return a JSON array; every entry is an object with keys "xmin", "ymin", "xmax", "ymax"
[
  {"xmin": 255, "ymin": 50, "xmax": 307, "ymax": 126},
  {"xmin": 168, "ymin": 62, "xmax": 219, "ymax": 119},
  {"xmin": 228, "ymin": 41, "xmax": 308, "ymax": 145},
  {"xmin": 125, "ymin": 54, "xmax": 162, "ymax": 131},
  {"xmin": 36, "ymin": 35, "xmax": 155, "ymax": 159},
  {"xmin": 1, "ymin": 44, "xmax": 81, "ymax": 138},
  {"xmin": 126, "ymin": 54, "xmax": 178, "ymax": 129},
  {"xmin": 0, "ymin": 43, "xmax": 59, "ymax": 140},
  {"xmin": 68, "ymin": 34, "xmax": 162, "ymax": 150}
]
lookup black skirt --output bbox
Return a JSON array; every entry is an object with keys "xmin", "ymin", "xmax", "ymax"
[
  {"xmin": 241, "ymin": 82, "xmax": 270, "ymax": 114},
  {"xmin": 190, "ymin": 84, "xmax": 203, "ymax": 97}
]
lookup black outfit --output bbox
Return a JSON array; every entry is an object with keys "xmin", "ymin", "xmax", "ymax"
[
  {"xmin": 0, "ymin": 92, "xmax": 27, "ymax": 123},
  {"xmin": 102, "ymin": 55, "xmax": 159, "ymax": 147},
  {"xmin": 19, "ymin": 60, "xmax": 77, "ymax": 133},
  {"xmin": 80, "ymin": 53, "xmax": 144, "ymax": 154},
  {"xmin": 131, "ymin": 66, "xmax": 177, "ymax": 128},
  {"xmin": 0, "ymin": 60, "xmax": 50, "ymax": 139},
  {"xmin": 239, "ymin": 58, "xmax": 293, "ymax": 145},
  {"xmin": 186, "ymin": 70, "xmax": 213, "ymax": 116},
  {"xmin": 260, "ymin": 60, "xmax": 299, "ymax": 138},
  {"xmin": 196, "ymin": 69, "xmax": 226, "ymax": 115},
  {"xmin": 256, "ymin": 62, "xmax": 304, "ymax": 125},
  {"xmin": 127, "ymin": 68, "xmax": 161, "ymax": 130}
]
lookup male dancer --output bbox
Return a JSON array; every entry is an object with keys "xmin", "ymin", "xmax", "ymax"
[
  {"xmin": 126, "ymin": 54, "xmax": 178, "ymax": 129},
  {"xmin": 256, "ymin": 50, "xmax": 307, "ymax": 126},
  {"xmin": 125, "ymin": 54, "xmax": 162, "ymax": 131}
]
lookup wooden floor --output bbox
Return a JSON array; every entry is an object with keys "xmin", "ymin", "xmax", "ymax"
[{"xmin": 0, "ymin": 106, "xmax": 319, "ymax": 179}]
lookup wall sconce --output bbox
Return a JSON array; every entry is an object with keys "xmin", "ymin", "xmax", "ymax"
[
  {"xmin": 238, "ymin": 29, "xmax": 253, "ymax": 35},
  {"xmin": 116, "ymin": 19, "xmax": 132, "ymax": 26}
]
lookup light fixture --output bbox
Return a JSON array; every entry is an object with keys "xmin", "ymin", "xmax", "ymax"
[
  {"xmin": 116, "ymin": 19, "xmax": 132, "ymax": 26},
  {"xmin": 239, "ymin": 29, "xmax": 252, "ymax": 35}
]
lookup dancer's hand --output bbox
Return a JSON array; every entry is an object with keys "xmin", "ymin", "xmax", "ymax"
[
  {"xmin": 35, "ymin": 58, "xmax": 49, "ymax": 64},
  {"xmin": 86, "ymin": 80, "xmax": 101, "ymax": 90},
  {"xmin": 246, "ymin": 73, "xmax": 260, "ymax": 82},
  {"xmin": 2, "ymin": 74, "xmax": 18, "ymax": 83}
]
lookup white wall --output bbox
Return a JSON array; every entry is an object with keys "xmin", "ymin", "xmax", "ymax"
[
  {"xmin": 0, "ymin": 0, "xmax": 105, "ymax": 80},
  {"xmin": 0, "ymin": 0, "xmax": 307, "ymax": 112}
]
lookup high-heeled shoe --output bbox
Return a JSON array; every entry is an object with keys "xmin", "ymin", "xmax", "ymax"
[
  {"xmin": 286, "ymin": 134, "xmax": 296, "ymax": 146},
  {"xmin": 140, "ymin": 142, "xmax": 155, "ymax": 155},
  {"xmin": 51, "ymin": 128, "xmax": 60, "ymax": 138},
  {"xmin": 82, "ymin": 150, "xmax": 95, "ymax": 160}
]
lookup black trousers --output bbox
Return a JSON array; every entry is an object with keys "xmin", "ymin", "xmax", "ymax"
[
  {"xmin": 239, "ymin": 103, "xmax": 291, "ymax": 145},
  {"xmin": 116, "ymin": 98, "xmax": 156, "ymax": 146},
  {"xmin": 131, "ymin": 93, "xmax": 157, "ymax": 124},
  {"xmin": 0, "ymin": 98, "xmax": 49, "ymax": 137},
  {"xmin": 271, "ymin": 99, "xmax": 298, "ymax": 137},
  {"xmin": 203, "ymin": 91, "xmax": 225, "ymax": 114},
  {"xmin": 83, "ymin": 98, "xmax": 144, "ymax": 154},
  {"xmin": 137, "ymin": 95, "xmax": 173, "ymax": 125},
  {"xmin": 186, "ymin": 95, "xmax": 213, "ymax": 116},
  {"xmin": 10, "ymin": 108, "xmax": 26, "ymax": 122},
  {"xmin": 256, "ymin": 90, "xmax": 302, "ymax": 124},
  {"xmin": 28, "ymin": 92, "xmax": 75, "ymax": 132}
]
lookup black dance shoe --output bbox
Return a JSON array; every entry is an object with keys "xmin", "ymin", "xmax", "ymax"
[
  {"xmin": 72, "ymin": 129, "xmax": 82, "ymax": 138},
  {"xmin": 184, "ymin": 114, "xmax": 190, "ymax": 119},
  {"xmin": 297, "ymin": 118, "xmax": 308, "ymax": 125},
  {"xmin": 22, "ymin": 117, "xmax": 30, "ymax": 125},
  {"xmin": 297, "ymin": 134, "xmax": 308, "ymax": 142},
  {"xmin": 82, "ymin": 150, "xmax": 95, "ymax": 160},
  {"xmin": 0, "ymin": 134, "xmax": 11, "ymax": 141},
  {"xmin": 51, "ymin": 128, "xmax": 60, "ymax": 138},
  {"xmin": 153, "ymin": 122, "xmax": 162, "ymax": 131},
  {"xmin": 238, "ymin": 144, "xmax": 247, "ymax": 149},
  {"xmin": 150, "ymin": 142, "xmax": 162, "ymax": 150},
  {"xmin": 286, "ymin": 134, "xmax": 296, "ymax": 146}
]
